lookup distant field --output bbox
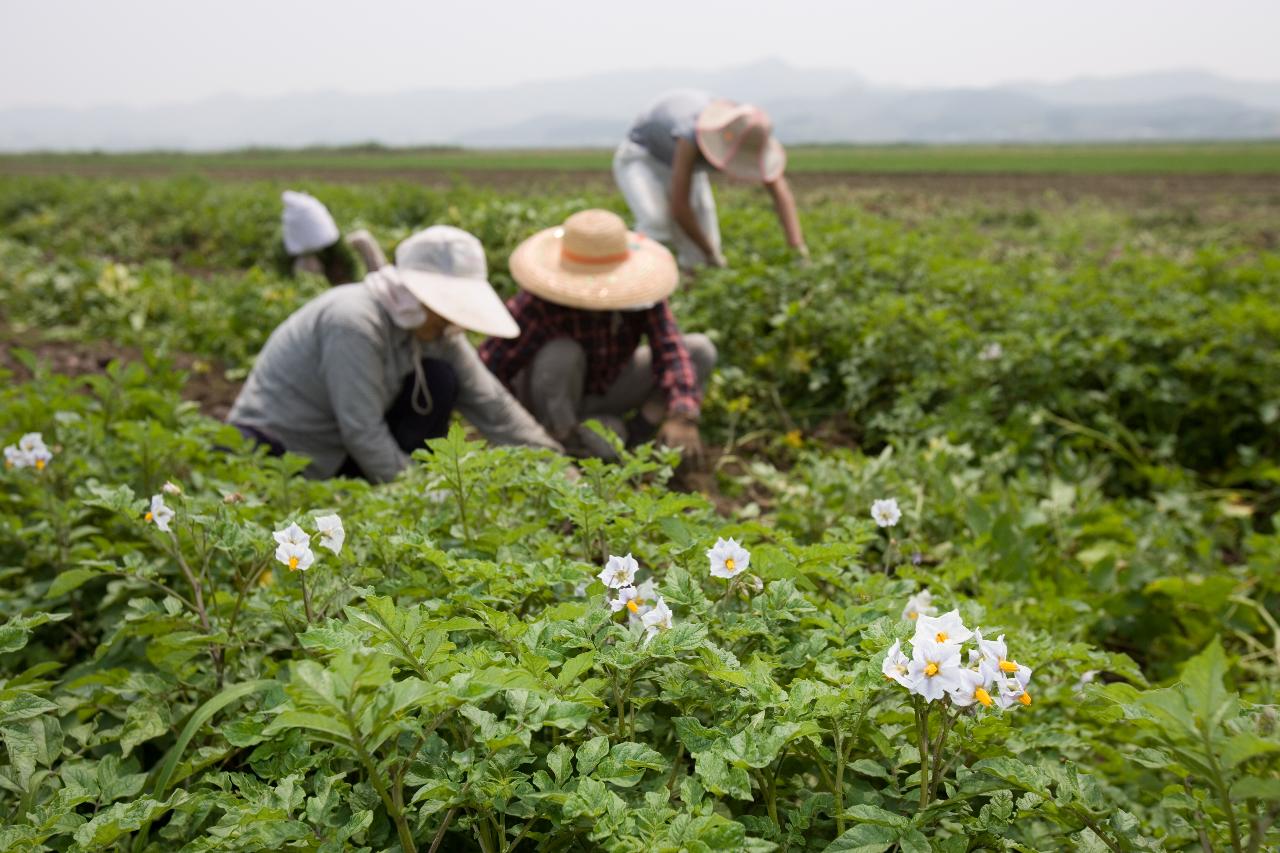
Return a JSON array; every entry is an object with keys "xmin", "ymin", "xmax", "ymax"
[{"xmin": 3, "ymin": 140, "xmax": 1280, "ymax": 175}]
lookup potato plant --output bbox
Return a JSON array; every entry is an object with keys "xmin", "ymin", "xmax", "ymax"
[{"xmin": 0, "ymin": 173, "xmax": 1278, "ymax": 850}]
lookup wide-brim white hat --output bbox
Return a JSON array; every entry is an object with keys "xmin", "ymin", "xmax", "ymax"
[
  {"xmin": 694, "ymin": 100, "xmax": 787, "ymax": 184},
  {"xmin": 395, "ymin": 226, "xmax": 519, "ymax": 338},
  {"xmin": 509, "ymin": 210, "xmax": 678, "ymax": 311}
]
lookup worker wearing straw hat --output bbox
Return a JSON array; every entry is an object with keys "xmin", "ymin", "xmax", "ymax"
[
  {"xmin": 281, "ymin": 190, "xmax": 389, "ymax": 286},
  {"xmin": 614, "ymin": 90, "xmax": 808, "ymax": 271},
  {"xmin": 480, "ymin": 209, "xmax": 716, "ymax": 464},
  {"xmin": 230, "ymin": 226, "xmax": 561, "ymax": 482}
]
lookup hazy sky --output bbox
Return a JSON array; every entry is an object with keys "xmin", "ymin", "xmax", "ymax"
[{"xmin": 3, "ymin": 0, "xmax": 1278, "ymax": 109}]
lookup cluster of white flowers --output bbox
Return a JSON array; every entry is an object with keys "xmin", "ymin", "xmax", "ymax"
[
  {"xmin": 978, "ymin": 342, "xmax": 1004, "ymax": 362},
  {"xmin": 598, "ymin": 554, "xmax": 671, "ymax": 643},
  {"xmin": 4, "ymin": 433, "xmax": 53, "ymax": 471},
  {"xmin": 871, "ymin": 498, "xmax": 901, "ymax": 528},
  {"xmin": 883, "ymin": 604, "xmax": 1034, "ymax": 710},
  {"xmin": 272, "ymin": 514, "xmax": 344, "ymax": 572}
]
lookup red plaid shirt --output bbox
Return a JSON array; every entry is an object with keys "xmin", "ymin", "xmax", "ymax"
[{"xmin": 479, "ymin": 292, "xmax": 702, "ymax": 418}]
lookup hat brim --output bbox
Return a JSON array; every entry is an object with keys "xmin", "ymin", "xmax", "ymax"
[
  {"xmin": 509, "ymin": 227, "xmax": 678, "ymax": 311},
  {"xmin": 398, "ymin": 269, "xmax": 520, "ymax": 338},
  {"xmin": 695, "ymin": 100, "xmax": 787, "ymax": 184}
]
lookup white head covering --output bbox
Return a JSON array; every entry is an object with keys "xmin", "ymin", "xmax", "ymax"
[{"xmin": 281, "ymin": 190, "xmax": 340, "ymax": 256}]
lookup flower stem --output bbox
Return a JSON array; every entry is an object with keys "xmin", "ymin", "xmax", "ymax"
[
  {"xmin": 299, "ymin": 570, "xmax": 314, "ymax": 624},
  {"xmin": 914, "ymin": 699, "xmax": 931, "ymax": 812}
]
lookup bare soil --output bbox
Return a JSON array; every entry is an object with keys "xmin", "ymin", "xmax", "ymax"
[{"xmin": 0, "ymin": 330, "xmax": 242, "ymax": 421}]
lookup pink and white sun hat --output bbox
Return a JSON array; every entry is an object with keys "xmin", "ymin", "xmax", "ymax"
[
  {"xmin": 694, "ymin": 100, "xmax": 787, "ymax": 184},
  {"xmin": 281, "ymin": 190, "xmax": 340, "ymax": 256}
]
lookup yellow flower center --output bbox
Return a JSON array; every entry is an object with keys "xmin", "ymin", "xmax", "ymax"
[
  {"xmin": 288, "ymin": 556, "xmax": 299, "ymax": 571},
  {"xmin": 924, "ymin": 662, "xmax": 939, "ymax": 677},
  {"xmin": 936, "ymin": 631, "xmax": 948, "ymax": 643},
  {"xmin": 35, "ymin": 459, "xmax": 46, "ymax": 471},
  {"xmin": 1019, "ymin": 692, "xmax": 1032, "ymax": 706},
  {"xmin": 908, "ymin": 611, "xmax": 918, "ymax": 620},
  {"xmin": 975, "ymin": 687, "xmax": 993, "ymax": 707},
  {"xmin": 145, "ymin": 512, "xmax": 153, "ymax": 522},
  {"xmin": 626, "ymin": 599, "xmax": 642, "ymax": 614},
  {"xmin": 999, "ymin": 659, "xmax": 1020, "ymax": 673},
  {"xmin": 724, "ymin": 558, "xmax": 735, "ymax": 572}
]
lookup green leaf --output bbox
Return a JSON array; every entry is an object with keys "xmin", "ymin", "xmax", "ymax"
[
  {"xmin": 73, "ymin": 795, "xmax": 183, "ymax": 849},
  {"xmin": 1178, "ymin": 637, "xmax": 1232, "ymax": 728},
  {"xmin": 842, "ymin": 804, "xmax": 909, "ymax": 829},
  {"xmin": 547, "ymin": 742, "xmax": 573, "ymax": 785},
  {"xmin": 1221, "ymin": 732, "xmax": 1280, "ymax": 769},
  {"xmin": 824, "ymin": 824, "xmax": 898, "ymax": 852},
  {"xmin": 47, "ymin": 568, "xmax": 101, "ymax": 598},
  {"xmin": 1230, "ymin": 777, "xmax": 1280, "ymax": 801},
  {"xmin": 263, "ymin": 710, "xmax": 352, "ymax": 744},
  {"xmin": 576, "ymin": 735, "xmax": 610, "ymax": 776},
  {"xmin": 595, "ymin": 741, "xmax": 666, "ymax": 787},
  {"xmin": 0, "ymin": 693, "xmax": 59, "ymax": 724},
  {"xmin": 120, "ymin": 696, "xmax": 170, "ymax": 757}
]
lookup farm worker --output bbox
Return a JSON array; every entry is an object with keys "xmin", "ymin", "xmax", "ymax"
[
  {"xmin": 614, "ymin": 90, "xmax": 807, "ymax": 270},
  {"xmin": 228, "ymin": 226, "xmax": 561, "ymax": 482},
  {"xmin": 479, "ymin": 209, "xmax": 715, "ymax": 464},
  {"xmin": 281, "ymin": 190, "xmax": 388, "ymax": 285}
]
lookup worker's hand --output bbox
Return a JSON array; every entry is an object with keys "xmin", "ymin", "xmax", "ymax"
[
  {"xmin": 657, "ymin": 415, "xmax": 704, "ymax": 469},
  {"xmin": 793, "ymin": 243, "xmax": 812, "ymax": 267},
  {"xmin": 709, "ymin": 248, "xmax": 729, "ymax": 269}
]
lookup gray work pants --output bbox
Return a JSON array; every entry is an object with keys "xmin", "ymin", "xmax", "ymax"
[{"xmin": 518, "ymin": 334, "xmax": 717, "ymax": 457}]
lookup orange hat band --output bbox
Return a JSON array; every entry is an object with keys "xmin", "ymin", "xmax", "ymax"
[{"xmin": 561, "ymin": 247, "xmax": 631, "ymax": 265}]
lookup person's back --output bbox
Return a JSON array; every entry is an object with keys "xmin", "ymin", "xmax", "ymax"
[
  {"xmin": 228, "ymin": 284, "xmax": 412, "ymax": 478},
  {"xmin": 627, "ymin": 89, "xmax": 714, "ymax": 167}
]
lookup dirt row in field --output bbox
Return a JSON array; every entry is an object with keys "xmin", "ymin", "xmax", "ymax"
[
  {"xmin": 1, "ymin": 331, "xmax": 241, "ymax": 421},
  {"xmin": 5, "ymin": 160, "xmax": 1280, "ymax": 202}
]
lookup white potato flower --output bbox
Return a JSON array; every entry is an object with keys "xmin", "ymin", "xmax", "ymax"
[
  {"xmin": 641, "ymin": 595, "xmax": 673, "ymax": 643},
  {"xmin": 145, "ymin": 494, "xmax": 175, "ymax": 533},
  {"xmin": 979, "ymin": 342, "xmax": 1004, "ymax": 362},
  {"xmin": 906, "ymin": 637, "xmax": 964, "ymax": 702},
  {"xmin": 871, "ymin": 498, "xmax": 901, "ymax": 528},
  {"xmin": 902, "ymin": 589, "xmax": 937, "ymax": 621},
  {"xmin": 610, "ymin": 585, "xmax": 643, "ymax": 614},
  {"xmin": 161, "ymin": 481, "xmax": 182, "ymax": 496},
  {"xmin": 5, "ymin": 433, "xmax": 52, "ymax": 471},
  {"xmin": 995, "ymin": 665, "xmax": 1034, "ymax": 709},
  {"xmin": 950, "ymin": 668, "xmax": 995, "ymax": 708},
  {"xmin": 974, "ymin": 631, "xmax": 1026, "ymax": 685},
  {"xmin": 273, "ymin": 523, "xmax": 315, "ymax": 572},
  {"xmin": 881, "ymin": 639, "xmax": 911, "ymax": 688},
  {"xmin": 707, "ymin": 537, "xmax": 750, "ymax": 580},
  {"xmin": 598, "ymin": 554, "xmax": 638, "ymax": 589},
  {"xmin": 315, "ymin": 514, "xmax": 345, "ymax": 555},
  {"xmin": 914, "ymin": 610, "xmax": 974, "ymax": 647}
]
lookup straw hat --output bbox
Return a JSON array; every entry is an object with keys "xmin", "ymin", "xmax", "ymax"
[
  {"xmin": 281, "ymin": 190, "xmax": 340, "ymax": 256},
  {"xmin": 395, "ymin": 226, "xmax": 520, "ymax": 338},
  {"xmin": 509, "ymin": 210, "xmax": 678, "ymax": 311},
  {"xmin": 694, "ymin": 100, "xmax": 787, "ymax": 184}
]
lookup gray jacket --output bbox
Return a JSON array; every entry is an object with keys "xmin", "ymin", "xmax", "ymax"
[{"xmin": 228, "ymin": 284, "xmax": 560, "ymax": 482}]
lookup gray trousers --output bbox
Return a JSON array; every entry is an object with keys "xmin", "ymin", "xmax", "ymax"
[{"xmin": 517, "ymin": 334, "xmax": 717, "ymax": 456}]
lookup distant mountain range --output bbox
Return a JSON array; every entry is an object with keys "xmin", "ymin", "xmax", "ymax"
[{"xmin": 3, "ymin": 59, "xmax": 1278, "ymax": 151}]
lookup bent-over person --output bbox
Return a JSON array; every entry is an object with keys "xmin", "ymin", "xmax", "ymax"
[
  {"xmin": 229, "ymin": 226, "xmax": 560, "ymax": 482},
  {"xmin": 480, "ymin": 209, "xmax": 715, "ymax": 464}
]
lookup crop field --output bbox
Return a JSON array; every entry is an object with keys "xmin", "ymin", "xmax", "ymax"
[
  {"xmin": 5, "ymin": 140, "xmax": 1280, "ymax": 179},
  {"xmin": 1, "ymin": 158, "xmax": 1279, "ymax": 851}
]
